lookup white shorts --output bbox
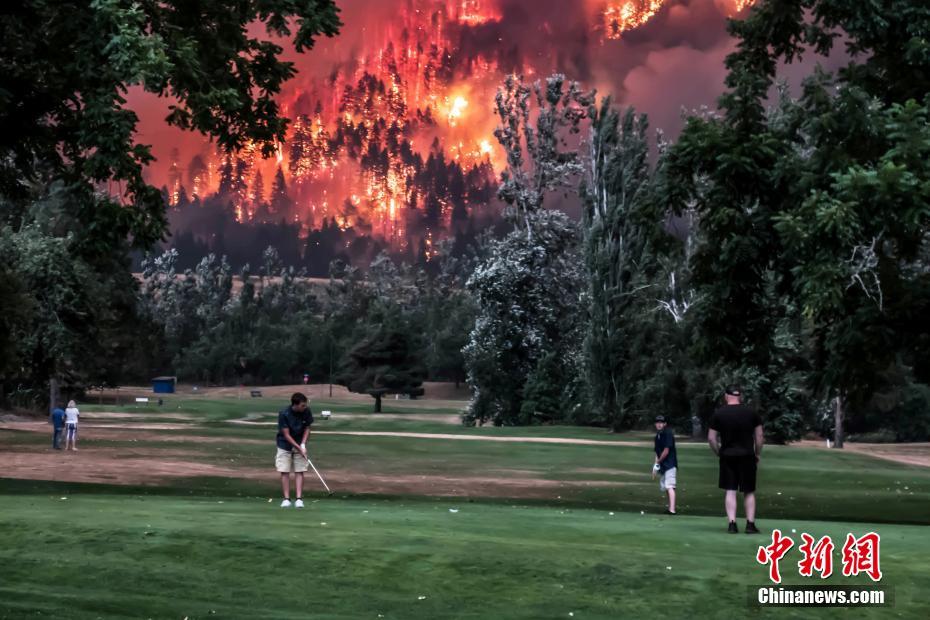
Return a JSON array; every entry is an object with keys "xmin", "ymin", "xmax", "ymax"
[
  {"xmin": 659, "ymin": 467, "xmax": 677, "ymax": 491},
  {"xmin": 275, "ymin": 448, "xmax": 309, "ymax": 473}
]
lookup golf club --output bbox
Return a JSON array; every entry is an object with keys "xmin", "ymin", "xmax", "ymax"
[{"xmin": 307, "ymin": 455, "xmax": 334, "ymax": 495}]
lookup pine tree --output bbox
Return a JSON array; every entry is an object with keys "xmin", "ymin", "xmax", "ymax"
[
  {"xmin": 269, "ymin": 165, "xmax": 291, "ymax": 216},
  {"xmin": 250, "ymin": 168, "xmax": 265, "ymax": 206}
]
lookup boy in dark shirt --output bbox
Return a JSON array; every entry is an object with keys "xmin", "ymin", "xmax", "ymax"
[
  {"xmin": 275, "ymin": 392, "xmax": 314, "ymax": 508},
  {"xmin": 707, "ymin": 385, "xmax": 764, "ymax": 534},
  {"xmin": 653, "ymin": 415, "xmax": 678, "ymax": 515}
]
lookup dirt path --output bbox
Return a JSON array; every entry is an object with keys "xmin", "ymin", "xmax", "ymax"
[{"xmin": 0, "ymin": 443, "xmax": 642, "ymax": 498}]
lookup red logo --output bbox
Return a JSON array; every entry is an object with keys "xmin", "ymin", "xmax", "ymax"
[
  {"xmin": 798, "ymin": 533, "xmax": 834, "ymax": 579},
  {"xmin": 757, "ymin": 530, "xmax": 883, "ymax": 583},
  {"xmin": 841, "ymin": 532, "xmax": 883, "ymax": 582},
  {"xmin": 756, "ymin": 529, "xmax": 795, "ymax": 584}
]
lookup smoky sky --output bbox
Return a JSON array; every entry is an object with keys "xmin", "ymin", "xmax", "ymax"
[{"xmin": 129, "ymin": 0, "xmax": 848, "ymax": 183}]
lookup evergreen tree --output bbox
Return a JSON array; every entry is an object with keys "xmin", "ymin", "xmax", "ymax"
[
  {"xmin": 336, "ymin": 323, "xmax": 426, "ymax": 412},
  {"xmin": 270, "ymin": 165, "xmax": 291, "ymax": 215}
]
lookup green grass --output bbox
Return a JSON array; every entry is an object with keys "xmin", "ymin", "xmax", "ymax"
[
  {"xmin": 2, "ymin": 396, "xmax": 929, "ymax": 618},
  {"xmin": 0, "ymin": 491, "xmax": 925, "ymax": 619}
]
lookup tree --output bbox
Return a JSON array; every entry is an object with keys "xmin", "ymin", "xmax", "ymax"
[
  {"xmin": 582, "ymin": 100, "xmax": 669, "ymax": 429},
  {"xmin": 464, "ymin": 210, "xmax": 584, "ymax": 425},
  {"xmin": 270, "ymin": 165, "xmax": 292, "ymax": 216},
  {"xmin": 337, "ymin": 324, "xmax": 425, "ymax": 413},
  {"xmin": 463, "ymin": 74, "xmax": 593, "ymax": 425},
  {"xmin": 667, "ymin": 0, "xmax": 930, "ymax": 445},
  {"xmin": 250, "ymin": 169, "xmax": 265, "ymax": 208},
  {"xmin": 1, "ymin": 0, "xmax": 341, "ymax": 248},
  {"xmin": 494, "ymin": 74, "xmax": 595, "ymax": 238},
  {"xmin": 0, "ymin": 261, "xmax": 34, "ymax": 403}
]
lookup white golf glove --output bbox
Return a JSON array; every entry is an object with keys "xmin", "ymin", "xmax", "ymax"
[{"xmin": 652, "ymin": 463, "xmax": 661, "ymax": 474}]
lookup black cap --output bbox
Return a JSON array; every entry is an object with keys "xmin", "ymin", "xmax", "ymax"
[
  {"xmin": 655, "ymin": 415, "xmax": 667, "ymax": 423},
  {"xmin": 725, "ymin": 384, "xmax": 742, "ymax": 397}
]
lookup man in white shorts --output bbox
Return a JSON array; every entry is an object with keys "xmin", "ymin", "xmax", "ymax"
[
  {"xmin": 275, "ymin": 392, "xmax": 313, "ymax": 508},
  {"xmin": 652, "ymin": 415, "xmax": 678, "ymax": 514}
]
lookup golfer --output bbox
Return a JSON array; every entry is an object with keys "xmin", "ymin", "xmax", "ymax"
[
  {"xmin": 276, "ymin": 392, "xmax": 314, "ymax": 508},
  {"xmin": 652, "ymin": 415, "xmax": 677, "ymax": 514},
  {"xmin": 50, "ymin": 404, "xmax": 65, "ymax": 450},
  {"xmin": 707, "ymin": 385, "xmax": 763, "ymax": 534},
  {"xmin": 64, "ymin": 400, "xmax": 80, "ymax": 451}
]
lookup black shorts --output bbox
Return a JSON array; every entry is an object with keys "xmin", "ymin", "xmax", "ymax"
[{"xmin": 718, "ymin": 455, "xmax": 757, "ymax": 493}]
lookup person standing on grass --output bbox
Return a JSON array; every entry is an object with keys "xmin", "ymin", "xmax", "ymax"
[
  {"xmin": 50, "ymin": 404, "xmax": 65, "ymax": 450},
  {"xmin": 707, "ymin": 385, "xmax": 764, "ymax": 534},
  {"xmin": 652, "ymin": 415, "xmax": 678, "ymax": 514},
  {"xmin": 64, "ymin": 400, "xmax": 80, "ymax": 451},
  {"xmin": 276, "ymin": 392, "xmax": 314, "ymax": 508}
]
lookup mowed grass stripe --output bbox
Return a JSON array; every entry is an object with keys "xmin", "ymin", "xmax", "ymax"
[{"xmin": 0, "ymin": 494, "xmax": 927, "ymax": 619}]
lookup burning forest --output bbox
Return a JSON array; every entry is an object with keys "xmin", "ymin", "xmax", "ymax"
[{"xmin": 149, "ymin": 0, "xmax": 757, "ymax": 271}]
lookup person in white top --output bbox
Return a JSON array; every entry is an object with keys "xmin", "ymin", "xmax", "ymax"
[{"xmin": 64, "ymin": 400, "xmax": 80, "ymax": 451}]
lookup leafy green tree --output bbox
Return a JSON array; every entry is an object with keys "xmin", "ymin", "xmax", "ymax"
[
  {"xmin": 581, "ymin": 101, "xmax": 672, "ymax": 429},
  {"xmin": 463, "ymin": 74, "xmax": 592, "ymax": 426},
  {"xmin": 464, "ymin": 210, "xmax": 584, "ymax": 425},
  {"xmin": 519, "ymin": 352, "xmax": 568, "ymax": 424},
  {"xmin": 668, "ymin": 0, "xmax": 930, "ymax": 445}
]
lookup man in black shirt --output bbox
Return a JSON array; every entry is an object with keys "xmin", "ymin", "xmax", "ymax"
[
  {"xmin": 653, "ymin": 415, "xmax": 678, "ymax": 514},
  {"xmin": 707, "ymin": 385, "xmax": 763, "ymax": 534},
  {"xmin": 275, "ymin": 392, "xmax": 314, "ymax": 508}
]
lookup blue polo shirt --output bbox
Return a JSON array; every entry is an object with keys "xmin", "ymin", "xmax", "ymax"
[
  {"xmin": 276, "ymin": 406, "xmax": 313, "ymax": 451},
  {"xmin": 654, "ymin": 427, "xmax": 678, "ymax": 473},
  {"xmin": 51, "ymin": 408, "xmax": 65, "ymax": 429}
]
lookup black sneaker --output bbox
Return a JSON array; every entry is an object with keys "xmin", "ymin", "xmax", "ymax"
[
  {"xmin": 728, "ymin": 521, "xmax": 739, "ymax": 534},
  {"xmin": 745, "ymin": 521, "xmax": 760, "ymax": 534},
  {"xmin": 665, "ymin": 509, "xmax": 677, "ymax": 515}
]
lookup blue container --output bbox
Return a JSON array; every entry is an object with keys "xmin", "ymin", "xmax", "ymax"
[{"xmin": 152, "ymin": 376, "xmax": 176, "ymax": 394}]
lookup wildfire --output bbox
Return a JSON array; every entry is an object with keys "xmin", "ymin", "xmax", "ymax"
[
  {"xmin": 457, "ymin": 0, "xmax": 499, "ymax": 25},
  {"xmin": 729, "ymin": 0, "xmax": 755, "ymax": 12},
  {"xmin": 448, "ymin": 95, "xmax": 469, "ymax": 126},
  {"xmin": 165, "ymin": 0, "xmax": 765, "ymax": 250},
  {"xmin": 602, "ymin": 0, "xmax": 757, "ymax": 41},
  {"xmin": 603, "ymin": 1, "xmax": 666, "ymax": 40}
]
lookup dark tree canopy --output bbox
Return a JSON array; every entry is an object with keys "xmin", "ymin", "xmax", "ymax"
[
  {"xmin": 667, "ymin": 0, "xmax": 930, "ymax": 444},
  {"xmin": 337, "ymin": 326, "xmax": 426, "ymax": 413}
]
